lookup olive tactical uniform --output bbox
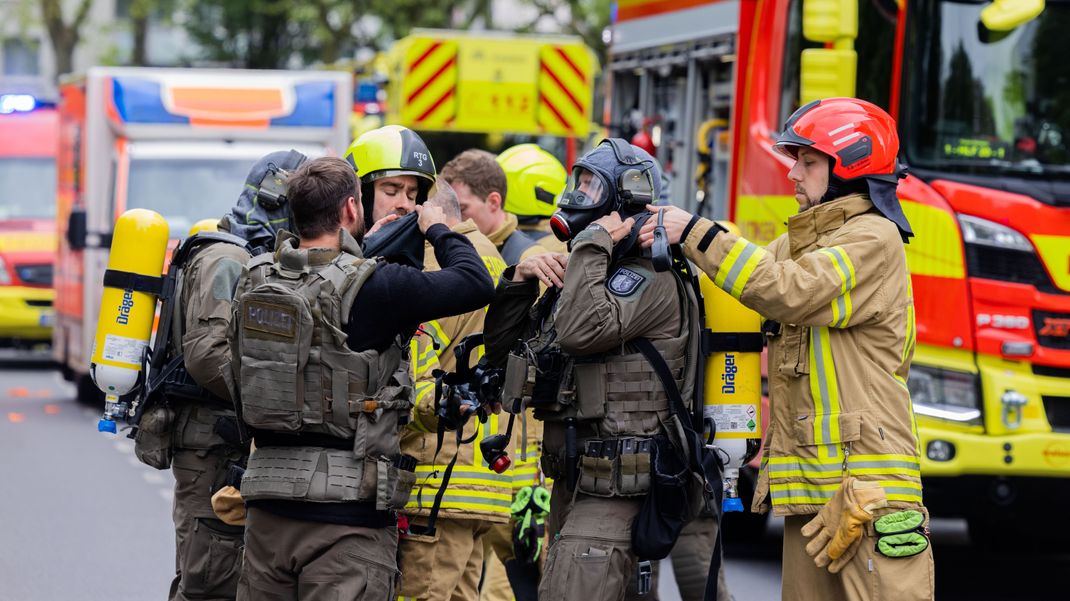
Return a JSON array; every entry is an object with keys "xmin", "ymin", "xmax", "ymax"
[
  {"xmin": 233, "ymin": 230, "xmax": 416, "ymax": 601},
  {"xmin": 150, "ymin": 233, "xmax": 249, "ymax": 601},
  {"xmin": 486, "ymin": 224, "xmax": 704, "ymax": 601}
]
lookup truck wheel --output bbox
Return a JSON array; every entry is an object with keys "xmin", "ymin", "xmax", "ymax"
[{"xmin": 76, "ymin": 374, "xmax": 103, "ymax": 407}]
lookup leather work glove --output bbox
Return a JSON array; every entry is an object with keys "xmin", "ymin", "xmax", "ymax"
[
  {"xmin": 800, "ymin": 477, "xmax": 888, "ymax": 573},
  {"xmin": 211, "ymin": 485, "xmax": 247, "ymax": 526}
]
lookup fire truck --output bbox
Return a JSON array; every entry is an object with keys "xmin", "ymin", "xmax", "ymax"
[
  {"xmin": 382, "ymin": 30, "xmax": 599, "ymax": 164},
  {"xmin": 0, "ymin": 79, "xmax": 58, "ymax": 348},
  {"xmin": 54, "ymin": 67, "xmax": 351, "ymax": 403},
  {"xmin": 608, "ymin": 0, "xmax": 1070, "ymax": 541}
]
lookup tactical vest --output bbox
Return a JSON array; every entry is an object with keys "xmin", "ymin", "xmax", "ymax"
[
  {"xmin": 235, "ymin": 232, "xmax": 415, "ymax": 509},
  {"xmin": 503, "ymin": 268, "xmax": 700, "ymax": 498},
  {"xmin": 499, "ymin": 229, "xmax": 539, "ymax": 266}
]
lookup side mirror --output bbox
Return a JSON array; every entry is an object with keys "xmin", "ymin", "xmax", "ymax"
[
  {"xmin": 981, "ymin": 0, "xmax": 1044, "ymax": 32},
  {"xmin": 800, "ymin": 48, "xmax": 857, "ymax": 105},
  {"xmin": 67, "ymin": 208, "xmax": 87, "ymax": 251}
]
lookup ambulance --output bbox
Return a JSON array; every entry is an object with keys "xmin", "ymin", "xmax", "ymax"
[
  {"xmin": 0, "ymin": 79, "xmax": 59, "ymax": 348},
  {"xmin": 53, "ymin": 67, "xmax": 351, "ymax": 403}
]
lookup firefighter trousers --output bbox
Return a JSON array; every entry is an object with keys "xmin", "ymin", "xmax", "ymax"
[
  {"xmin": 237, "ymin": 507, "xmax": 398, "ymax": 601},
  {"xmin": 398, "ymin": 516, "xmax": 497, "ymax": 601},
  {"xmin": 782, "ymin": 514, "xmax": 934, "ymax": 601},
  {"xmin": 168, "ymin": 448, "xmax": 244, "ymax": 601}
]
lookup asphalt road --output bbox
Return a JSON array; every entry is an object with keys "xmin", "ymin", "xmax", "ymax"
[{"xmin": 1, "ymin": 355, "xmax": 1067, "ymax": 601}]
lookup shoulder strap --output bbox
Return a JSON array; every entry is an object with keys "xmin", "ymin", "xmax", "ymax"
[{"xmin": 500, "ymin": 229, "xmax": 538, "ymax": 266}]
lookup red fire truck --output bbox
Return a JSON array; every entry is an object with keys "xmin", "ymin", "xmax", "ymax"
[{"xmin": 609, "ymin": 0, "xmax": 1070, "ymax": 541}]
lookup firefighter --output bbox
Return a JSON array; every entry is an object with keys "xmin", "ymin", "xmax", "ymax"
[
  {"xmin": 482, "ymin": 140, "xmax": 731, "ymax": 601},
  {"xmin": 639, "ymin": 97, "xmax": 934, "ymax": 601},
  {"xmin": 131, "ymin": 149, "xmax": 307, "ymax": 601},
  {"xmin": 344, "ymin": 124, "xmax": 438, "ymax": 228},
  {"xmin": 439, "ymin": 149, "xmax": 547, "ymax": 601},
  {"xmin": 232, "ymin": 157, "xmax": 495, "ymax": 600},
  {"xmin": 393, "ymin": 179, "xmax": 516, "ymax": 601},
  {"xmin": 495, "ymin": 144, "xmax": 569, "ymax": 254}
]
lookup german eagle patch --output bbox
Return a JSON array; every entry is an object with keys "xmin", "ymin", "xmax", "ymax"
[{"xmin": 607, "ymin": 267, "xmax": 646, "ymax": 297}]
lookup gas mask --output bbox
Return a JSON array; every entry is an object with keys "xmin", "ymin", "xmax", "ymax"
[{"xmin": 549, "ymin": 139, "xmax": 660, "ymax": 242}]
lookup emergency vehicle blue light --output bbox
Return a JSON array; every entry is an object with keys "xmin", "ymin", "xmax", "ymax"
[
  {"xmin": 112, "ymin": 78, "xmax": 189, "ymax": 124},
  {"xmin": 270, "ymin": 81, "xmax": 336, "ymax": 127},
  {"xmin": 0, "ymin": 94, "xmax": 36, "ymax": 114}
]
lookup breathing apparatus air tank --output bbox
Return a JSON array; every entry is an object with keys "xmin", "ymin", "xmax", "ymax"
[
  {"xmin": 90, "ymin": 209, "xmax": 170, "ymax": 433},
  {"xmin": 700, "ymin": 222, "xmax": 763, "ymax": 512}
]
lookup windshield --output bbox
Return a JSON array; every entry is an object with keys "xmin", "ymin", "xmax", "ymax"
[
  {"xmin": 126, "ymin": 158, "xmax": 259, "ymax": 238},
  {"xmin": 905, "ymin": 0, "xmax": 1070, "ymax": 177},
  {"xmin": 0, "ymin": 158, "xmax": 57, "ymax": 219}
]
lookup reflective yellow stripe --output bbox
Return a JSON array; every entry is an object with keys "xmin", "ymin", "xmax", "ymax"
[
  {"xmin": 817, "ymin": 247, "xmax": 856, "ymax": 328},
  {"xmin": 412, "ymin": 343, "xmax": 437, "ymax": 377},
  {"xmin": 767, "ymin": 454, "xmax": 921, "ymax": 478},
  {"xmin": 714, "ymin": 238, "xmax": 766, "ymax": 300},
  {"xmin": 405, "ymin": 489, "xmax": 513, "ymax": 513},
  {"xmin": 408, "ymin": 381, "xmax": 437, "ymax": 432},
  {"xmin": 770, "ymin": 479, "xmax": 923, "ymax": 505},
  {"xmin": 808, "ymin": 327, "xmax": 841, "ymax": 458},
  {"xmin": 425, "ymin": 319, "xmax": 451, "ymax": 352}
]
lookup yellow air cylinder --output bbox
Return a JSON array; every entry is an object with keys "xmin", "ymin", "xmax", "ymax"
[
  {"xmin": 91, "ymin": 208, "xmax": 170, "ymax": 433},
  {"xmin": 187, "ymin": 218, "xmax": 219, "ymax": 236},
  {"xmin": 700, "ymin": 221, "xmax": 763, "ymax": 511}
]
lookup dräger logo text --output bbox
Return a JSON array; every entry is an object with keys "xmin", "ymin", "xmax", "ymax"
[
  {"xmin": 115, "ymin": 289, "xmax": 134, "ymax": 325},
  {"xmin": 721, "ymin": 354, "xmax": 737, "ymax": 394}
]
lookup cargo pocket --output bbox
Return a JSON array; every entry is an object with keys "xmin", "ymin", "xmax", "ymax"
[
  {"xmin": 861, "ymin": 529, "xmax": 934, "ymax": 601},
  {"xmin": 398, "ymin": 528, "xmax": 440, "ymax": 599},
  {"xmin": 539, "ymin": 536, "xmax": 631, "ymax": 600},
  {"xmin": 134, "ymin": 404, "xmax": 174, "ymax": 470},
  {"xmin": 578, "ymin": 454, "xmax": 618, "ymax": 497},
  {"xmin": 180, "ymin": 517, "xmax": 243, "ymax": 599},
  {"xmin": 340, "ymin": 544, "xmax": 398, "ymax": 601},
  {"xmin": 573, "ymin": 362, "xmax": 607, "ymax": 419},
  {"xmin": 371, "ymin": 456, "xmax": 416, "ymax": 511},
  {"xmin": 793, "ymin": 411, "xmax": 864, "ymax": 447},
  {"xmin": 776, "ymin": 325, "xmax": 810, "ymax": 377}
]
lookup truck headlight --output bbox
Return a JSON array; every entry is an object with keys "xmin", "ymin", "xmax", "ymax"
[
  {"xmin": 0, "ymin": 256, "xmax": 10, "ymax": 285},
  {"xmin": 958, "ymin": 214, "xmax": 1052, "ymax": 288},
  {"xmin": 908, "ymin": 365, "xmax": 982, "ymax": 424}
]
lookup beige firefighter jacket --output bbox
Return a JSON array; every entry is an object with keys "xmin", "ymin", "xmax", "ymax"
[
  {"xmin": 403, "ymin": 219, "xmax": 514, "ymax": 522},
  {"xmin": 487, "ymin": 212, "xmax": 550, "ymax": 265},
  {"xmin": 682, "ymin": 194, "xmax": 922, "ymax": 517}
]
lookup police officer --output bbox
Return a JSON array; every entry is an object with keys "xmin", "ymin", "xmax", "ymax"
[
  {"xmin": 639, "ymin": 98, "xmax": 933, "ymax": 601},
  {"xmin": 232, "ymin": 157, "xmax": 495, "ymax": 601},
  {"xmin": 495, "ymin": 144, "xmax": 569, "ymax": 254},
  {"xmin": 132, "ymin": 150, "xmax": 307, "ymax": 601},
  {"xmin": 483, "ymin": 139, "xmax": 729, "ymax": 601},
  {"xmin": 439, "ymin": 149, "xmax": 547, "ymax": 601}
]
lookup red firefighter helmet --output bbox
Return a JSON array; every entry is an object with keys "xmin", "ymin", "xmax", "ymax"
[{"xmin": 773, "ymin": 97, "xmax": 900, "ymax": 183}]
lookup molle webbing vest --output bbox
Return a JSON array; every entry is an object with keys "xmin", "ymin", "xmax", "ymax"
[
  {"xmin": 511, "ymin": 269, "xmax": 699, "ymax": 497},
  {"xmin": 236, "ymin": 233, "xmax": 415, "ymax": 507}
]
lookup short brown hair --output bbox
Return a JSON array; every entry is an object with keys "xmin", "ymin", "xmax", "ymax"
[
  {"xmin": 440, "ymin": 149, "xmax": 507, "ymax": 203},
  {"xmin": 287, "ymin": 157, "xmax": 358, "ymax": 239}
]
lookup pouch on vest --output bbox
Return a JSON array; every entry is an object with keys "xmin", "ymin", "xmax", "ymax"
[
  {"xmin": 502, "ymin": 352, "xmax": 534, "ymax": 408},
  {"xmin": 134, "ymin": 404, "xmax": 175, "ymax": 470},
  {"xmin": 237, "ymin": 286, "xmax": 314, "ymax": 431},
  {"xmin": 630, "ymin": 435, "xmax": 695, "ymax": 560},
  {"xmin": 572, "ymin": 362, "xmax": 607, "ymax": 420},
  {"xmin": 530, "ymin": 348, "xmax": 574, "ymax": 411}
]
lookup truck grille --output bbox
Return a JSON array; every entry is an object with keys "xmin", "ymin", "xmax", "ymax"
[
  {"xmin": 1034, "ymin": 311, "xmax": 1070, "ymax": 350},
  {"xmin": 1034, "ymin": 364, "xmax": 1070, "ymax": 379},
  {"xmin": 1043, "ymin": 396, "xmax": 1070, "ymax": 433},
  {"xmin": 15, "ymin": 263, "xmax": 52, "ymax": 287},
  {"xmin": 966, "ymin": 246, "xmax": 1055, "ymax": 290}
]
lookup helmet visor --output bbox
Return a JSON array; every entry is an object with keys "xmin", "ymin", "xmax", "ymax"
[{"xmin": 558, "ymin": 167, "xmax": 607, "ymax": 209}]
